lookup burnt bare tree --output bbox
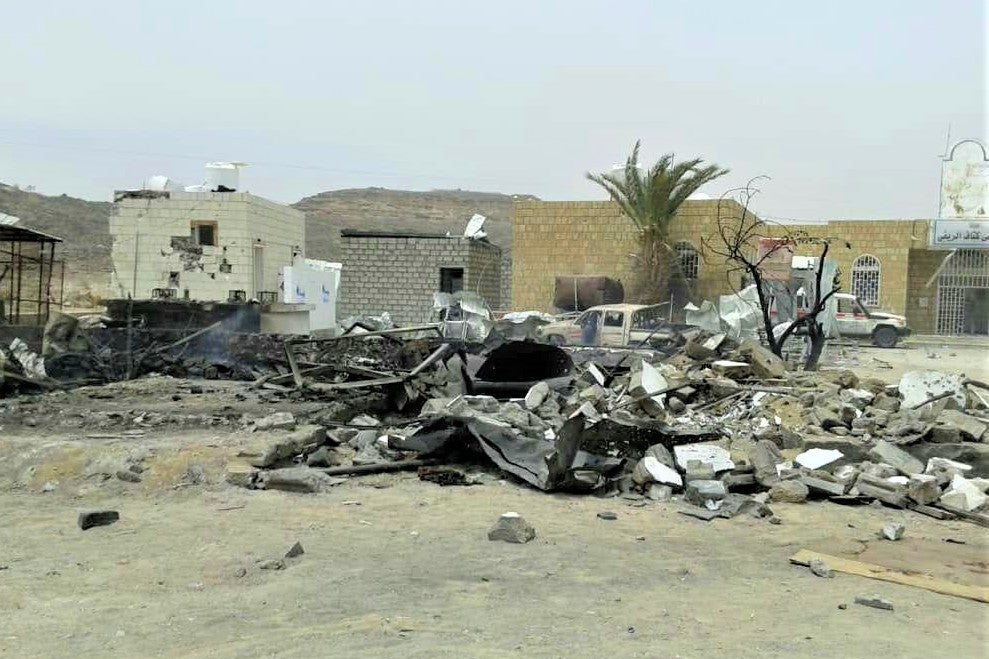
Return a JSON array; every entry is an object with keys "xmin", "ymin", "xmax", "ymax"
[{"xmin": 702, "ymin": 179, "xmax": 844, "ymax": 371}]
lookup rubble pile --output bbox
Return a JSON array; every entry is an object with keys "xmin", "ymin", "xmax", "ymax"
[{"xmin": 226, "ymin": 327, "xmax": 989, "ymax": 524}]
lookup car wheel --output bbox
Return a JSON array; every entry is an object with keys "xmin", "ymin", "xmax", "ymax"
[
  {"xmin": 872, "ymin": 326, "xmax": 898, "ymax": 348},
  {"xmin": 547, "ymin": 334, "xmax": 566, "ymax": 346}
]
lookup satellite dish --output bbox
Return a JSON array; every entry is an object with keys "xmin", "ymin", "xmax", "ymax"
[{"xmin": 464, "ymin": 213, "xmax": 487, "ymax": 239}]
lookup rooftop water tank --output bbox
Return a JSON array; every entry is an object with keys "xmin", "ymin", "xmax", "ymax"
[{"xmin": 205, "ymin": 162, "xmax": 247, "ymax": 192}]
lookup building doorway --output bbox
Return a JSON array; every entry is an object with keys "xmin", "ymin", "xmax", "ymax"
[{"xmin": 936, "ymin": 249, "xmax": 989, "ymax": 335}]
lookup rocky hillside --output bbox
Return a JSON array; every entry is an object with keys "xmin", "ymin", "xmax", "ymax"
[
  {"xmin": 293, "ymin": 188, "xmax": 535, "ymax": 263},
  {"xmin": 0, "ymin": 183, "xmax": 113, "ymax": 296},
  {"xmin": 0, "ymin": 185, "xmax": 533, "ymax": 297}
]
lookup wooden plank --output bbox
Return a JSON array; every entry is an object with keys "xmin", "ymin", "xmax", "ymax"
[{"xmin": 789, "ymin": 549, "xmax": 989, "ymax": 604}]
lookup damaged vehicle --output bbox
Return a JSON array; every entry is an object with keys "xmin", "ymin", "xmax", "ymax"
[{"xmin": 537, "ymin": 303, "xmax": 678, "ymax": 347}]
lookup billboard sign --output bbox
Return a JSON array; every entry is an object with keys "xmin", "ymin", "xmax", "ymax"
[{"xmin": 933, "ymin": 140, "xmax": 989, "ymax": 249}]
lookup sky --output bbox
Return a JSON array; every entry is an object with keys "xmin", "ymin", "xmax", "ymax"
[{"xmin": 0, "ymin": 0, "xmax": 984, "ymax": 220}]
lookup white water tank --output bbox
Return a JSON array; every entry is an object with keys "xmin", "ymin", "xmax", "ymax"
[{"xmin": 205, "ymin": 162, "xmax": 247, "ymax": 191}]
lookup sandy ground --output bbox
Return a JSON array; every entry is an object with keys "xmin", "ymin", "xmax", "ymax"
[
  {"xmin": 819, "ymin": 343, "xmax": 989, "ymax": 385},
  {"xmin": 0, "ymin": 354, "xmax": 987, "ymax": 657}
]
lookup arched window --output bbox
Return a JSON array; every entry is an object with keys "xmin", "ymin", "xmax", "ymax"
[
  {"xmin": 675, "ymin": 241, "xmax": 699, "ymax": 281},
  {"xmin": 851, "ymin": 254, "xmax": 881, "ymax": 307}
]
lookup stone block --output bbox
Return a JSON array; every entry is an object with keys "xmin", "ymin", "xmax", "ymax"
[
  {"xmin": 488, "ymin": 512, "xmax": 536, "ymax": 544},
  {"xmin": 868, "ymin": 440, "xmax": 924, "ymax": 476},
  {"xmin": 769, "ymin": 480, "xmax": 809, "ymax": 503},
  {"xmin": 906, "ymin": 474, "xmax": 940, "ymax": 505},
  {"xmin": 738, "ymin": 339, "xmax": 786, "ymax": 379},
  {"xmin": 684, "ymin": 480, "xmax": 727, "ymax": 506},
  {"xmin": 225, "ymin": 462, "xmax": 257, "ymax": 488}
]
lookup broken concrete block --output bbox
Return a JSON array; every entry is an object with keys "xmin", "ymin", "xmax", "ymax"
[
  {"xmin": 646, "ymin": 484, "xmax": 673, "ymax": 501},
  {"xmin": 225, "ymin": 462, "xmax": 258, "ymax": 488},
  {"xmin": 809, "ymin": 559, "xmax": 834, "ymax": 578},
  {"xmin": 250, "ymin": 425, "xmax": 327, "ymax": 468},
  {"xmin": 882, "ymin": 522, "xmax": 905, "ymax": 541},
  {"xmin": 684, "ymin": 480, "xmax": 727, "ymax": 506},
  {"xmin": 769, "ymin": 480, "xmax": 809, "ymax": 503},
  {"xmin": 871, "ymin": 392, "xmax": 901, "ymax": 412},
  {"xmin": 596, "ymin": 511, "xmax": 618, "ymax": 520},
  {"xmin": 629, "ymin": 361, "xmax": 667, "ymax": 415},
  {"xmin": 667, "ymin": 397, "xmax": 687, "ymax": 414},
  {"xmin": 718, "ymin": 493, "xmax": 773, "ymax": 519},
  {"xmin": 795, "ymin": 447, "xmax": 844, "ymax": 470},
  {"xmin": 78, "ymin": 510, "xmax": 119, "ymax": 530},
  {"xmin": 712, "ymin": 360, "xmax": 751, "ymax": 379},
  {"xmin": 487, "ymin": 512, "xmax": 536, "ymax": 544},
  {"xmin": 674, "ymin": 444, "xmax": 734, "ymax": 473},
  {"xmin": 801, "ymin": 476, "xmax": 848, "ymax": 497},
  {"xmin": 258, "ymin": 559, "xmax": 285, "ymax": 570},
  {"xmin": 684, "ymin": 459, "xmax": 716, "ymax": 483},
  {"xmin": 907, "ymin": 474, "xmax": 940, "ymax": 505},
  {"xmin": 854, "ymin": 595, "xmax": 893, "ymax": 611},
  {"xmin": 868, "ymin": 440, "xmax": 924, "ymax": 476},
  {"xmin": 306, "ymin": 446, "xmax": 343, "ymax": 468},
  {"xmin": 254, "ymin": 412, "xmax": 296, "ymax": 431},
  {"xmin": 685, "ymin": 333, "xmax": 724, "ymax": 361},
  {"xmin": 631, "ymin": 456, "xmax": 683, "ymax": 488},
  {"xmin": 934, "ymin": 409, "xmax": 987, "ymax": 443},
  {"xmin": 645, "ymin": 443, "xmax": 675, "ymax": 468},
  {"xmin": 738, "ymin": 339, "xmax": 786, "ymax": 379},
  {"xmin": 749, "ymin": 439, "xmax": 784, "ymax": 487},
  {"xmin": 116, "ymin": 469, "xmax": 141, "ymax": 483},
  {"xmin": 840, "ymin": 388, "xmax": 875, "ymax": 410},
  {"xmin": 854, "ymin": 473, "xmax": 909, "ymax": 507},
  {"xmin": 524, "ymin": 381, "xmax": 550, "ymax": 410},
  {"xmin": 940, "ymin": 474, "xmax": 989, "ymax": 511},
  {"xmin": 899, "ymin": 370, "xmax": 967, "ymax": 410},
  {"xmin": 284, "ymin": 541, "xmax": 305, "ymax": 559},
  {"xmin": 256, "ymin": 467, "xmax": 346, "ymax": 493}
]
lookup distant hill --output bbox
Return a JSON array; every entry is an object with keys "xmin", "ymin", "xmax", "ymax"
[
  {"xmin": 0, "ymin": 184, "xmax": 535, "ymax": 298},
  {"xmin": 0, "ymin": 183, "xmax": 112, "ymax": 297},
  {"xmin": 293, "ymin": 187, "xmax": 536, "ymax": 263}
]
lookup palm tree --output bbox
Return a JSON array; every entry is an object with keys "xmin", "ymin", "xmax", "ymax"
[{"xmin": 587, "ymin": 141, "xmax": 728, "ymax": 304}]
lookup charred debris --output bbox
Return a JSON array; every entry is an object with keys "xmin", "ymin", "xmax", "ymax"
[{"xmin": 1, "ymin": 295, "xmax": 988, "ymax": 525}]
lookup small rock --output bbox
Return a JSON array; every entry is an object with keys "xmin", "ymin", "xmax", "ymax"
[
  {"xmin": 78, "ymin": 510, "xmax": 119, "ymax": 530},
  {"xmin": 253, "ymin": 412, "xmax": 296, "ymax": 431},
  {"xmin": 284, "ymin": 541, "xmax": 305, "ymax": 559},
  {"xmin": 854, "ymin": 595, "xmax": 894, "ymax": 611},
  {"xmin": 225, "ymin": 463, "xmax": 257, "ymax": 488},
  {"xmin": 258, "ymin": 559, "xmax": 285, "ymax": 570},
  {"xmin": 306, "ymin": 446, "xmax": 342, "ymax": 468},
  {"xmin": 882, "ymin": 522, "xmax": 905, "ymax": 541},
  {"xmin": 838, "ymin": 603, "xmax": 848, "ymax": 610},
  {"xmin": 769, "ymin": 480, "xmax": 809, "ymax": 503},
  {"xmin": 597, "ymin": 511, "xmax": 618, "ymax": 521},
  {"xmin": 809, "ymin": 559, "xmax": 834, "ymax": 578},
  {"xmin": 768, "ymin": 515, "xmax": 782, "ymax": 525},
  {"xmin": 487, "ymin": 512, "xmax": 536, "ymax": 544},
  {"xmin": 116, "ymin": 469, "xmax": 141, "ymax": 483},
  {"xmin": 667, "ymin": 397, "xmax": 687, "ymax": 414},
  {"xmin": 234, "ymin": 567, "xmax": 247, "ymax": 578}
]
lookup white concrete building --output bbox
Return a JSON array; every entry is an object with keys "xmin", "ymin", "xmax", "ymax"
[{"xmin": 109, "ymin": 190, "xmax": 305, "ymax": 302}]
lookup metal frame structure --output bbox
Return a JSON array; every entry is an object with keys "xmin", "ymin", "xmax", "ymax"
[
  {"xmin": 0, "ymin": 224, "xmax": 64, "ymax": 325},
  {"xmin": 851, "ymin": 254, "xmax": 881, "ymax": 307},
  {"xmin": 936, "ymin": 249, "xmax": 989, "ymax": 335}
]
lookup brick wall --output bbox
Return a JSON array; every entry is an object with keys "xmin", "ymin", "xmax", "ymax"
[
  {"xmin": 338, "ymin": 235, "xmax": 501, "ymax": 324},
  {"xmin": 511, "ymin": 199, "xmax": 741, "ymax": 311},
  {"xmin": 512, "ymin": 198, "xmax": 936, "ymax": 324},
  {"xmin": 109, "ymin": 191, "xmax": 304, "ymax": 301}
]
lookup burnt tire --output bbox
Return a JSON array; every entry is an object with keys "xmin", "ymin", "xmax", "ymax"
[{"xmin": 872, "ymin": 326, "xmax": 898, "ymax": 349}]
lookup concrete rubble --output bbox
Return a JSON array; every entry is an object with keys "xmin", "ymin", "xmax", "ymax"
[{"xmin": 3, "ymin": 312, "xmax": 987, "ymax": 528}]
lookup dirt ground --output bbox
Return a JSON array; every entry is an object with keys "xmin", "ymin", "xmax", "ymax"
[
  {"xmin": 0, "ymin": 372, "xmax": 987, "ymax": 658},
  {"xmin": 819, "ymin": 343, "xmax": 989, "ymax": 385}
]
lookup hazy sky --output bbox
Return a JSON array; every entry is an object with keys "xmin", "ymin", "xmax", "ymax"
[{"xmin": 0, "ymin": 1, "xmax": 984, "ymax": 220}]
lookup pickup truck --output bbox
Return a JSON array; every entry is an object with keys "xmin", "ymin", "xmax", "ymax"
[
  {"xmin": 830, "ymin": 293, "xmax": 910, "ymax": 348},
  {"xmin": 538, "ymin": 303, "xmax": 676, "ymax": 347}
]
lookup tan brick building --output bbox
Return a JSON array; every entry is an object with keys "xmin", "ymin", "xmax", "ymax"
[{"xmin": 512, "ymin": 200, "xmax": 988, "ymax": 335}]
